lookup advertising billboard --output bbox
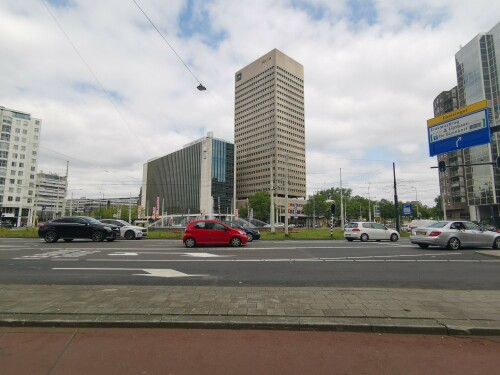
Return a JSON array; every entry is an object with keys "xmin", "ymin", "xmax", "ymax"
[{"xmin": 427, "ymin": 100, "xmax": 490, "ymax": 156}]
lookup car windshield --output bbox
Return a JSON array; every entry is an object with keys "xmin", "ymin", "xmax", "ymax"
[
  {"xmin": 85, "ymin": 217, "xmax": 101, "ymax": 224},
  {"xmin": 428, "ymin": 221, "xmax": 448, "ymax": 228},
  {"xmin": 117, "ymin": 220, "xmax": 131, "ymax": 225}
]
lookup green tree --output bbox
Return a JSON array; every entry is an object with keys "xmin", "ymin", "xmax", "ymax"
[
  {"xmin": 249, "ymin": 191, "xmax": 271, "ymax": 221},
  {"xmin": 238, "ymin": 206, "xmax": 248, "ymax": 220}
]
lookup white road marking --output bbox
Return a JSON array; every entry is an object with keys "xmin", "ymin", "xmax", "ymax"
[
  {"xmin": 109, "ymin": 252, "xmax": 139, "ymax": 256},
  {"xmin": 83, "ymin": 258, "xmax": 500, "ymax": 263},
  {"xmin": 52, "ymin": 268, "xmax": 206, "ymax": 278}
]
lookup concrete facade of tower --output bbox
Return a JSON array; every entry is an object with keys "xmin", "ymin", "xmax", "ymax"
[{"xmin": 234, "ymin": 49, "xmax": 306, "ymax": 202}]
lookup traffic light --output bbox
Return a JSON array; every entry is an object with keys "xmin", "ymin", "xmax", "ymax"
[
  {"xmin": 330, "ymin": 203, "xmax": 336, "ymax": 214},
  {"xmin": 438, "ymin": 160, "xmax": 446, "ymax": 172}
]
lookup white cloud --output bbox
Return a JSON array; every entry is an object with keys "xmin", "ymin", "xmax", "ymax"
[{"xmin": 1, "ymin": 0, "xmax": 499, "ymax": 206}]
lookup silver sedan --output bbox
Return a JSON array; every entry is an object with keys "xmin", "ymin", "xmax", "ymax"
[{"xmin": 410, "ymin": 220, "xmax": 500, "ymax": 250}]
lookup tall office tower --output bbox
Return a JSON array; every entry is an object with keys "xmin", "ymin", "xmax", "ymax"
[
  {"xmin": 234, "ymin": 49, "xmax": 306, "ymax": 204},
  {"xmin": 0, "ymin": 106, "xmax": 41, "ymax": 227},
  {"xmin": 453, "ymin": 22, "xmax": 500, "ymax": 222},
  {"xmin": 433, "ymin": 87, "xmax": 469, "ymax": 220}
]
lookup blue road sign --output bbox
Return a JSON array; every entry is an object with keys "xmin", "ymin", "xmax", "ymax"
[
  {"xmin": 427, "ymin": 102, "xmax": 490, "ymax": 157},
  {"xmin": 402, "ymin": 204, "xmax": 412, "ymax": 216}
]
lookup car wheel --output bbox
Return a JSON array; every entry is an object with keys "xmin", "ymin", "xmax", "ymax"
[
  {"xmin": 390, "ymin": 233, "xmax": 399, "ymax": 242},
  {"xmin": 493, "ymin": 237, "xmax": 500, "ymax": 249},
  {"xmin": 231, "ymin": 237, "xmax": 242, "ymax": 247},
  {"xmin": 360, "ymin": 233, "xmax": 369, "ymax": 242},
  {"xmin": 91, "ymin": 231, "xmax": 104, "ymax": 242},
  {"xmin": 247, "ymin": 233, "xmax": 253, "ymax": 242},
  {"xmin": 44, "ymin": 231, "xmax": 58, "ymax": 243},
  {"xmin": 418, "ymin": 244, "xmax": 429, "ymax": 249},
  {"xmin": 346, "ymin": 239, "xmax": 354, "ymax": 242},
  {"xmin": 184, "ymin": 237, "xmax": 196, "ymax": 248},
  {"xmin": 124, "ymin": 230, "xmax": 135, "ymax": 240},
  {"xmin": 447, "ymin": 237, "xmax": 461, "ymax": 250},
  {"xmin": 63, "ymin": 239, "xmax": 73, "ymax": 242}
]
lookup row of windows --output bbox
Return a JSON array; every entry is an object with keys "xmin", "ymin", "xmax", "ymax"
[
  {"xmin": 235, "ymin": 93, "xmax": 274, "ymax": 114},
  {"xmin": 236, "ymin": 134, "xmax": 275, "ymax": 150},
  {"xmin": 235, "ymin": 107, "xmax": 274, "ymax": 125},
  {"xmin": 235, "ymin": 121, "xmax": 274, "ymax": 140},
  {"xmin": 234, "ymin": 75, "xmax": 274, "ymax": 101},
  {"xmin": 235, "ymin": 84, "xmax": 275, "ymax": 107},
  {"xmin": 277, "ymin": 110, "xmax": 304, "ymax": 127},
  {"xmin": 277, "ymin": 84, "xmax": 303, "ymax": 101},
  {"xmin": 277, "ymin": 87, "xmax": 304, "ymax": 107},
  {"xmin": 234, "ymin": 127, "xmax": 274, "ymax": 143},
  {"xmin": 277, "ymin": 130, "xmax": 305, "ymax": 143},
  {"xmin": 235, "ymin": 67, "xmax": 275, "ymax": 94},
  {"xmin": 277, "ymin": 76, "xmax": 303, "ymax": 93},
  {"xmin": 1, "ymin": 126, "xmax": 33, "ymax": 135},
  {"xmin": 277, "ymin": 140, "xmax": 305, "ymax": 152},
  {"xmin": 236, "ymin": 114, "xmax": 275, "ymax": 130},
  {"xmin": 277, "ymin": 71, "xmax": 304, "ymax": 89},
  {"xmin": 277, "ymin": 118, "xmax": 305, "ymax": 134},
  {"xmin": 277, "ymin": 96, "xmax": 304, "ymax": 115},
  {"xmin": 277, "ymin": 101, "xmax": 304, "ymax": 117},
  {"xmin": 276, "ymin": 108, "xmax": 304, "ymax": 125},
  {"xmin": 277, "ymin": 66, "xmax": 303, "ymax": 84}
]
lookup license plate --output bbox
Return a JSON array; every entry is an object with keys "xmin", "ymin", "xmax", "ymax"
[{"xmin": 416, "ymin": 231, "xmax": 426, "ymax": 236}]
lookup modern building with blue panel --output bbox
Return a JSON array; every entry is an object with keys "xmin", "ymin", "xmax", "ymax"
[
  {"xmin": 141, "ymin": 132, "xmax": 234, "ymax": 218},
  {"xmin": 434, "ymin": 22, "xmax": 500, "ymax": 222}
]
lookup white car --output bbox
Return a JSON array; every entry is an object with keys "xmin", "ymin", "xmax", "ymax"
[
  {"xmin": 100, "ymin": 219, "xmax": 148, "ymax": 240},
  {"xmin": 344, "ymin": 222, "xmax": 399, "ymax": 242}
]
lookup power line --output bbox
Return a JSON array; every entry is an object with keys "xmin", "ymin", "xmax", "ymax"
[{"xmin": 131, "ymin": 0, "xmax": 205, "ymax": 90}]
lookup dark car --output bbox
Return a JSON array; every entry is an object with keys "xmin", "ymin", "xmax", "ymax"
[
  {"xmin": 228, "ymin": 222, "xmax": 261, "ymax": 241},
  {"xmin": 38, "ymin": 216, "xmax": 120, "ymax": 243},
  {"xmin": 182, "ymin": 219, "xmax": 248, "ymax": 248}
]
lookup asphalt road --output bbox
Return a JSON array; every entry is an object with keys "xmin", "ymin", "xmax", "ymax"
[{"xmin": 1, "ymin": 238, "xmax": 499, "ymax": 289}]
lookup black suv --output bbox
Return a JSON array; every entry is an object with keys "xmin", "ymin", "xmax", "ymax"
[{"xmin": 38, "ymin": 216, "xmax": 120, "ymax": 243}]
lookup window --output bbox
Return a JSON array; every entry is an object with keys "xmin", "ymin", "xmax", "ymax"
[
  {"xmin": 9, "ymin": 179, "xmax": 14, "ymax": 184},
  {"xmin": 10, "ymin": 171, "xmax": 15, "ymax": 176},
  {"xmin": 0, "ymin": 151, "xmax": 7, "ymax": 158},
  {"xmin": 8, "ymin": 188, "xmax": 13, "ymax": 193},
  {"xmin": 22, "ymin": 129, "xmax": 27, "ymax": 135},
  {"xmin": 31, "ymin": 159, "xmax": 36, "ymax": 164},
  {"xmin": 22, "ymin": 138, "xmax": 26, "ymax": 143},
  {"xmin": 20, "ymin": 146, "xmax": 25, "ymax": 151},
  {"xmin": 7, "ymin": 196, "xmax": 13, "ymax": 201},
  {"xmin": 15, "ymin": 197, "xmax": 20, "ymax": 202},
  {"xmin": 0, "ymin": 134, "xmax": 10, "ymax": 141},
  {"xmin": 11, "ymin": 162, "xmax": 16, "ymax": 167},
  {"xmin": 17, "ymin": 179, "xmax": 22, "ymax": 185},
  {"xmin": 17, "ymin": 171, "xmax": 23, "ymax": 176},
  {"xmin": 0, "ymin": 178, "xmax": 5, "ymax": 184},
  {"xmin": 15, "ymin": 128, "xmax": 20, "ymax": 134},
  {"xmin": 12, "ymin": 153, "xmax": 17, "ymax": 158},
  {"xmin": 14, "ymin": 136, "xmax": 19, "ymax": 141},
  {"xmin": 0, "ymin": 160, "xmax": 6, "ymax": 167},
  {"xmin": 19, "ymin": 163, "xmax": 24, "ymax": 168},
  {"xmin": 29, "ymin": 174, "xmax": 34, "ymax": 179},
  {"xmin": 13, "ymin": 145, "xmax": 18, "ymax": 150},
  {"xmin": 20, "ymin": 154, "xmax": 25, "ymax": 159}
]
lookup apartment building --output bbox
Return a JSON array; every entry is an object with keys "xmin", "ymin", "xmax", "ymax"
[{"xmin": 0, "ymin": 106, "xmax": 41, "ymax": 226}]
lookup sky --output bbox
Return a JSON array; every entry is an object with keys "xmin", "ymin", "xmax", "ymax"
[{"xmin": 1, "ymin": 0, "xmax": 499, "ymax": 207}]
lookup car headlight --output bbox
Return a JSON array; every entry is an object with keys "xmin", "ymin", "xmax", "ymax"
[{"xmin": 103, "ymin": 226, "xmax": 112, "ymax": 232}]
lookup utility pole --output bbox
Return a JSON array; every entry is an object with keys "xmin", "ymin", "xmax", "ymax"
[
  {"xmin": 340, "ymin": 168, "xmax": 344, "ymax": 229},
  {"xmin": 270, "ymin": 156, "xmax": 275, "ymax": 233},
  {"xmin": 368, "ymin": 183, "xmax": 371, "ymax": 222},
  {"xmin": 61, "ymin": 161, "xmax": 69, "ymax": 216},
  {"xmin": 284, "ymin": 154, "xmax": 289, "ymax": 236},
  {"xmin": 393, "ymin": 162, "xmax": 400, "ymax": 232},
  {"xmin": 129, "ymin": 193, "xmax": 132, "ymax": 223}
]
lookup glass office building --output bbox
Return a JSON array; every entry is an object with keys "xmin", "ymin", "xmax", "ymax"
[
  {"xmin": 141, "ymin": 132, "xmax": 234, "ymax": 217},
  {"xmin": 452, "ymin": 22, "xmax": 500, "ymax": 222}
]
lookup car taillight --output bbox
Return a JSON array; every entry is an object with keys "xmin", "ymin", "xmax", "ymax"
[
  {"xmin": 39, "ymin": 224, "xmax": 45, "ymax": 229},
  {"xmin": 352, "ymin": 228, "xmax": 360, "ymax": 232},
  {"xmin": 429, "ymin": 231, "xmax": 441, "ymax": 237}
]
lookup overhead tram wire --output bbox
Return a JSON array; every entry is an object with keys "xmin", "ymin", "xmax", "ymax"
[
  {"xmin": 40, "ymin": 0, "xmax": 149, "ymax": 157},
  {"xmin": 131, "ymin": 0, "xmax": 206, "ymax": 91}
]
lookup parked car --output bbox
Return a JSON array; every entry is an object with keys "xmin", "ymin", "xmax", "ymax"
[
  {"xmin": 38, "ymin": 216, "xmax": 120, "ymax": 243},
  {"xmin": 410, "ymin": 220, "xmax": 500, "ymax": 250},
  {"xmin": 408, "ymin": 219, "xmax": 437, "ymax": 232},
  {"xmin": 344, "ymin": 222, "xmax": 399, "ymax": 242},
  {"xmin": 0, "ymin": 221, "xmax": 13, "ymax": 229},
  {"xmin": 182, "ymin": 220, "xmax": 248, "ymax": 248},
  {"xmin": 227, "ymin": 222, "xmax": 261, "ymax": 241},
  {"xmin": 100, "ymin": 219, "xmax": 148, "ymax": 240}
]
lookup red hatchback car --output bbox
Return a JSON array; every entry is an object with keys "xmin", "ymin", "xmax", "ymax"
[{"xmin": 183, "ymin": 220, "xmax": 248, "ymax": 248}]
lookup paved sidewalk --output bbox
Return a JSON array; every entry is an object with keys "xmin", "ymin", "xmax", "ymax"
[{"xmin": 1, "ymin": 285, "xmax": 500, "ymax": 335}]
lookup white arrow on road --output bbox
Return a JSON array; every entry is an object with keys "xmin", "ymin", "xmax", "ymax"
[
  {"xmin": 109, "ymin": 252, "xmax": 139, "ymax": 256},
  {"xmin": 53, "ymin": 268, "xmax": 206, "ymax": 278}
]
